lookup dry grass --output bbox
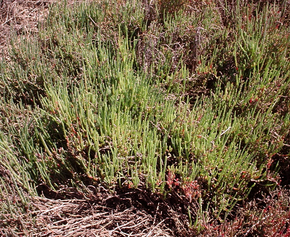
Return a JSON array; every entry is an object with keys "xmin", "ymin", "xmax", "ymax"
[
  {"xmin": 2, "ymin": 195, "xmax": 173, "ymax": 236},
  {"xmin": 0, "ymin": 0, "xmax": 55, "ymax": 58},
  {"xmin": 1, "ymin": 181, "xmax": 179, "ymax": 236},
  {"xmin": 0, "ymin": 0, "xmax": 94, "ymax": 57}
]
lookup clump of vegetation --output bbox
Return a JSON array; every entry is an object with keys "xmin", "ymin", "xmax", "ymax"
[{"xmin": 0, "ymin": 0, "xmax": 289, "ymax": 235}]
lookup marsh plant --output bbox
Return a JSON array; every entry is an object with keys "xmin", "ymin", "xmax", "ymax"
[{"xmin": 0, "ymin": 0, "xmax": 289, "ymax": 235}]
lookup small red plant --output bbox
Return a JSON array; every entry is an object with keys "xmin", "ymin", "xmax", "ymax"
[
  {"xmin": 166, "ymin": 170, "xmax": 180, "ymax": 190},
  {"xmin": 181, "ymin": 178, "xmax": 201, "ymax": 202}
]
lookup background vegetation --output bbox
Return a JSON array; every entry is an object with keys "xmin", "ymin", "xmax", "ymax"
[{"xmin": 0, "ymin": 0, "xmax": 289, "ymax": 235}]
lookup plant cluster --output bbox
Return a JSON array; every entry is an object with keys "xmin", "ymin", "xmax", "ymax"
[{"xmin": 0, "ymin": 0, "xmax": 289, "ymax": 235}]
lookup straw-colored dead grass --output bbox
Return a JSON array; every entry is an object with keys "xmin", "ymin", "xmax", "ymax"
[
  {"xmin": 2, "ymin": 195, "xmax": 173, "ymax": 236},
  {"xmin": 0, "ymin": 0, "xmax": 53, "ymax": 57}
]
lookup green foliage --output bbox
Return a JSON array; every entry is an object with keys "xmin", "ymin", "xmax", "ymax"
[{"xmin": 1, "ymin": 0, "xmax": 289, "ymax": 234}]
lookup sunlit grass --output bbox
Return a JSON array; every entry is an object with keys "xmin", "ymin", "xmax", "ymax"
[{"xmin": 0, "ymin": 0, "xmax": 289, "ymax": 234}]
